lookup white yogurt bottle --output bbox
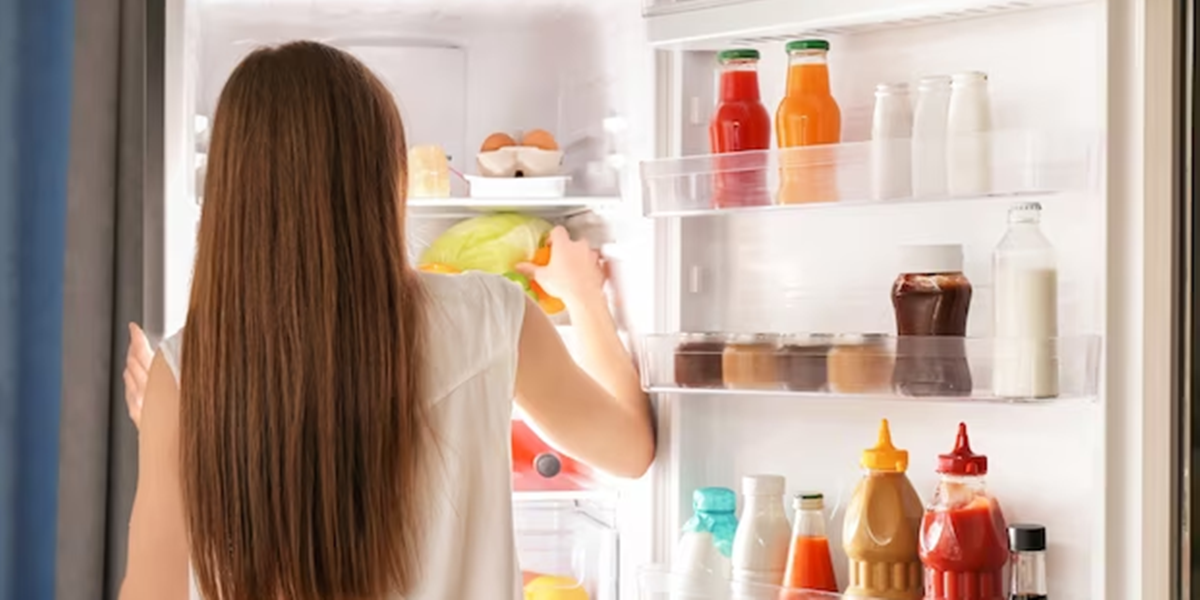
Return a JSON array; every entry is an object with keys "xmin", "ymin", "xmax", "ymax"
[
  {"xmin": 870, "ymin": 82, "xmax": 913, "ymax": 200},
  {"xmin": 947, "ymin": 71, "xmax": 993, "ymax": 196},
  {"xmin": 731, "ymin": 474, "xmax": 791, "ymax": 592},
  {"xmin": 992, "ymin": 201, "xmax": 1059, "ymax": 399},
  {"xmin": 911, "ymin": 75, "xmax": 951, "ymax": 197}
]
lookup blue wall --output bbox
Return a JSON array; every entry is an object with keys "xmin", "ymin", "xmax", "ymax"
[{"xmin": 0, "ymin": 0, "xmax": 75, "ymax": 597}]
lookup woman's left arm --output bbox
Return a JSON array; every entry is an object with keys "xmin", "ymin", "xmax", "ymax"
[{"xmin": 119, "ymin": 353, "xmax": 190, "ymax": 600}]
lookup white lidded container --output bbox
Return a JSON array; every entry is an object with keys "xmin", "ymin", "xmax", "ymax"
[
  {"xmin": 992, "ymin": 201, "xmax": 1059, "ymax": 399},
  {"xmin": 946, "ymin": 71, "xmax": 993, "ymax": 196},
  {"xmin": 730, "ymin": 475, "xmax": 791, "ymax": 589},
  {"xmin": 464, "ymin": 174, "xmax": 570, "ymax": 198},
  {"xmin": 911, "ymin": 75, "xmax": 951, "ymax": 198},
  {"xmin": 870, "ymin": 82, "xmax": 913, "ymax": 200}
]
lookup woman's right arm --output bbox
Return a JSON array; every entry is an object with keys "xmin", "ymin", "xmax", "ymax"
[{"xmin": 513, "ymin": 227, "xmax": 654, "ymax": 479}]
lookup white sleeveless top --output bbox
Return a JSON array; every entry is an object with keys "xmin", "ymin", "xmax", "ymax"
[{"xmin": 159, "ymin": 271, "xmax": 527, "ymax": 600}]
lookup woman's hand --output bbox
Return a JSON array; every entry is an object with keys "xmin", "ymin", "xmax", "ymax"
[
  {"xmin": 517, "ymin": 226, "xmax": 604, "ymax": 306},
  {"xmin": 123, "ymin": 322, "xmax": 154, "ymax": 430}
]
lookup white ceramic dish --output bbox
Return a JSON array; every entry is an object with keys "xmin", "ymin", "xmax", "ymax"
[{"xmin": 465, "ymin": 175, "xmax": 569, "ymax": 198}]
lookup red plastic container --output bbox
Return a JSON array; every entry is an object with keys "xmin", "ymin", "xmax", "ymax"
[{"xmin": 512, "ymin": 417, "xmax": 594, "ymax": 492}]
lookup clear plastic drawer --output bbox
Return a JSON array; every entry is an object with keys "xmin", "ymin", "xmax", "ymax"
[{"xmin": 515, "ymin": 499, "xmax": 619, "ymax": 600}]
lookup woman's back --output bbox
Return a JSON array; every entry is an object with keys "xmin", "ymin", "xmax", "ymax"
[
  {"xmin": 119, "ymin": 40, "xmax": 653, "ymax": 600},
  {"xmin": 162, "ymin": 271, "xmax": 528, "ymax": 600}
]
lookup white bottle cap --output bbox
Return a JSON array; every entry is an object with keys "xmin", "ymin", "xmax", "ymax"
[
  {"xmin": 742, "ymin": 474, "xmax": 785, "ymax": 496},
  {"xmin": 951, "ymin": 71, "xmax": 988, "ymax": 86},
  {"xmin": 917, "ymin": 75, "xmax": 951, "ymax": 90},
  {"xmin": 875, "ymin": 82, "xmax": 910, "ymax": 96},
  {"xmin": 899, "ymin": 243, "xmax": 964, "ymax": 274}
]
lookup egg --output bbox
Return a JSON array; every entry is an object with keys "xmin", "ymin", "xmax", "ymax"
[
  {"xmin": 480, "ymin": 132, "xmax": 517, "ymax": 152},
  {"xmin": 521, "ymin": 129, "xmax": 559, "ymax": 151}
]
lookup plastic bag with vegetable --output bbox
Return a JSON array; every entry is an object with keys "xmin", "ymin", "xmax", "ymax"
[{"xmin": 417, "ymin": 213, "xmax": 565, "ymax": 314}]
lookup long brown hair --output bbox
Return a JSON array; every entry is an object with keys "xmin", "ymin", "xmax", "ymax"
[{"xmin": 180, "ymin": 41, "xmax": 427, "ymax": 600}]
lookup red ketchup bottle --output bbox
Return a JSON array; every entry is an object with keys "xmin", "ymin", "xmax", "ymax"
[
  {"xmin": 709, "ymin": 49, "xmax": 772, "ymax": 209},
  {"xmin": 919, "ymin": 423, "xmax": 1009, "ymax": 600}
]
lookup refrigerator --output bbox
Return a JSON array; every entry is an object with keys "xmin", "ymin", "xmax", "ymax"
[{"xmin": 146, "ymin": 0, "xmax": 1190, "ymax": 598}]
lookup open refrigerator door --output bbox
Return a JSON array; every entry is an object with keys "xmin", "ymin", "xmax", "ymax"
[{"xmin": 635, "ymin": 0, "xmax": 1180, "ymax": 599}]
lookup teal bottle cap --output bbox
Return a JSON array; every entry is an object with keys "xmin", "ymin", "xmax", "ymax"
[{"xmin": 694, "ymin": 487, "xmax": 737, "ymax": 513}]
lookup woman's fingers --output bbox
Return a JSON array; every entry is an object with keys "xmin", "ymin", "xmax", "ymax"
[
  {"xmin": 123, "ymin": 370, "xmax": 141, "ymax": 428},
  {"xmin": 514, "ymin": 262, "xmax": 540, "ymax": 278},
  {"xmin": 124, "ymin": 322, "xmax": 153, "ymax": 430},
  {"xmin": 130, "ymin": 323, "xmax": 153, "ymax": 364}
]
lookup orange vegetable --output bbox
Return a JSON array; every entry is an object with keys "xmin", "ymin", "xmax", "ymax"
[
  {"xmin": 533, "ymin": 245, "xmax": 551, "ymax": 267},
  {"xmin": 531, "ymin": 281, "xmax": 565, "ymax": 315},
  {"xmin": 528, "ymin": 245, "xmax": 564, "ymax": 313},
  {"xmin": 539, "ymin": 296, "xmax": 566, "ymax": 315},
  {"xmin": 419, "ymin": 263, "xmax": 461, "ymax": 274}
]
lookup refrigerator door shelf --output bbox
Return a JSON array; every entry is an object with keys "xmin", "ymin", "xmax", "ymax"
[
  {"xmin": 639, "ymin": 332, "xmax": 1101, "ymax": 404},
  {"xmin": 637, "ymin": 564, "xmax": 884, "ymax": 600},
  {"xmin": 639, "ymin": 130, "xmax": 1100, "ymax": 218},
  {"xmin": 643, "ymin": 0, "xmax": 1087, "ymax": 48}
]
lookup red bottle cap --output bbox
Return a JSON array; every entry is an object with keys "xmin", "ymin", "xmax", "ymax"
[{"xmin": 936, "ymin": 422, "xmax": 988, "ymax": 475}]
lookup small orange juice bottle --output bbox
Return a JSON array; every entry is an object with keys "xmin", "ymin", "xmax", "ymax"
[{"xmin": 775, "ymin": 39, "xmax": 842, "ymax": 204}]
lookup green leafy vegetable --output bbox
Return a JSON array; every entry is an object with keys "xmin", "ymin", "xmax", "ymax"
[{"xmin": 419, "ymin": 213, "xmax": 553, "ymax": 274}]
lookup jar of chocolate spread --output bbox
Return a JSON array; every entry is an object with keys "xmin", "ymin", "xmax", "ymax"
[{"xmin": 891, "ymin": 244, "xmax": 973, "ymax": 397}]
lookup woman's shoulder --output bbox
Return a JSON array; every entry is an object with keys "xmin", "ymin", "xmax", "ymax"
[
  {"xmin": 159, "ymin": 329, "xmax": 185, "ymax": 382},
  {"xmin": 419, "ymin": 271, "xmax": 526, "ymax": 320}
]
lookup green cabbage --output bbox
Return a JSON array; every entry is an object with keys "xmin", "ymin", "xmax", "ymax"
[{"xmin": 419, "ymin": 213, "xmax": 553, "ymax": 274}]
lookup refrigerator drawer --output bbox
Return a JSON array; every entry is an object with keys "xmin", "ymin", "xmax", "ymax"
[
  {"xmin": 638, "ymin": 565, "xmax": 885, "ymax": 600},
  {"xmin": 515, "ymin": 500, "xmax": 618, "ymax": 600}
]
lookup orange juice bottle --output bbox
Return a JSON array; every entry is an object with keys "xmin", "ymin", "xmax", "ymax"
[
  {"xmin": 781, "ymin": 492, "xmax": 838, "ymax": 593},
  {"xmin": 775, "ymin": 39, "xmax": 842, "ymax": 204}
]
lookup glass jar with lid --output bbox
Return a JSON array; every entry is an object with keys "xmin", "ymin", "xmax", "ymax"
[
  {"xmin": 722, "ymin": 334, "xmax": 780, "ymax": 390},
  {"xmin": 674, "ymin": 333, "xmax": 728, "ymax": 389},
  {"xmin": 828, "ymin": 334, "xmax": 894, "ymax": 394},
  {"xmin": 777, "ymin": 333, "xmax": 834, "ymax": 392}
]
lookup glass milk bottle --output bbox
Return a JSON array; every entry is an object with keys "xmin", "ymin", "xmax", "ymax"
[
  {"xmin": 871, "ymin": 83, "xmax": 913, "ymax": 200},
  {"xmin": 946, "ymin": 71, "xmax": 992, "ymax": 196},
  {"xmin": 992, "ymin": 201, "xmax": 1059, "ymax": 399},
  {"xmin": 911, "ymin": 75, "xmax": 951, "ymax": 197}
]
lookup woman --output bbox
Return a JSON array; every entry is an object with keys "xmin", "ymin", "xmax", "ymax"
[{"xmin": 119, "ymin": 41, "xmax": 653, "ymax": 600}]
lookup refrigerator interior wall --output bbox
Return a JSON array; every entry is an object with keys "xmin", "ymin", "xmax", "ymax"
[
  {"xmin": 657, "ymin": 2, "xmax": 1105, "ymax": 598},
  {"xmin": 188, "ymin": 0, "xmax": 657, "ymax": 324}
]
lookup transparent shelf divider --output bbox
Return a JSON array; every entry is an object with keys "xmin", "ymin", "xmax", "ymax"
[
  {"xmin": 637, "ymin": 332, "xmax": 1101, "ymax": 404},
  {"xmin": 639, "ymin": 130, "xmax": 1100, "ymax": 218}
]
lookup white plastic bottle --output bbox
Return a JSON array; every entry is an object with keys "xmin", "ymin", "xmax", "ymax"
[
  {"xmin": 946, "ymin": 71, "xmax": 992, "ymax": 196},
  {"xmin": 870, "ymin": 83, "xmax": 913, "ymax": 200},
  {"xmin": 911, "ymin": 75, "xmax": 951, "ymax": 197},
  {"xmin": 992, "ymin": 201, "xmax": 1059, "ymax": 399},
  {"xmin": 731, "ymin": 474, "xmax": 791, "ymax": 589},
  {"xmin": 672, "ymin": 487, "xmax": 737, "ymax": 578}
]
